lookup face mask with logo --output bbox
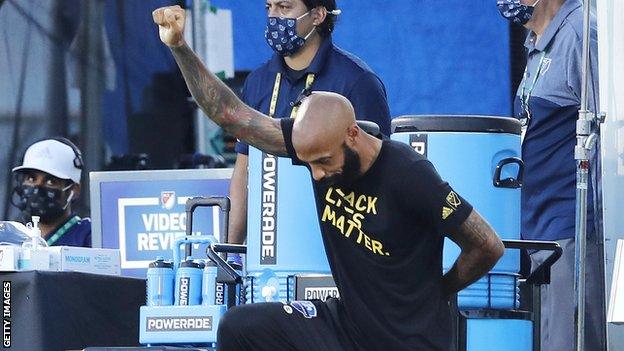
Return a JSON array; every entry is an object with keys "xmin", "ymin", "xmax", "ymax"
[
  {"xmin": 12, "ymin": 184, "xmax": 74, "ymax": 224},
  {"xmin": 265, "ymin": 11, "xmax": 316, "ymax": 56},
  {"xmin": 497, "ymin": 0, "xmax": 542, "ymax": 25}
]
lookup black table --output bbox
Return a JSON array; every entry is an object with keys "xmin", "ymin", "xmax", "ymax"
[{"xmin": 1, "ymin": 271, "xmax": 146, "ymax": 351}]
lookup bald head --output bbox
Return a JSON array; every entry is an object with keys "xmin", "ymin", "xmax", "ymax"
[
  {"xmin": 292, "ymin": 91, "xmax": 356, "ymax": 156},
  {"xmin": 290, "ymin": 91, "xmax": 382, "ymax": 184}
]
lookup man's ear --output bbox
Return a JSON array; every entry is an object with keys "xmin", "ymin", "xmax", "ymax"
[
  {"xmin": 71, "ymin": 183, "xmax": 81, "ymax": 201},
  {"xmin": 346, "ymin": 124, "xmax": 359, "ymax": 146},
  {"xmin": 311, "ymin": 6, "xmax": 327, "ymax": 26}
]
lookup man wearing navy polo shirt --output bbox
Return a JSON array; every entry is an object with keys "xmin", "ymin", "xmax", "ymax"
[
  {"xmin": 498, "ymin": 0, "xmax": 604, "ymax": 350},
  {"xmin": 227, "ymin": 0, "xmax": 391, "ymax": 251},
  {"xmin": 11, "ymin": 138, "xmax": 92, "ymax": 247}
]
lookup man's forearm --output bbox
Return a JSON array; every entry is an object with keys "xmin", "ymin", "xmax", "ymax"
[
  {"xmin": 227, "ymin": 154, "xmax": 249, "ymax": 244},
  {"xmin": 442, "ymin": 246, "xmax": 498, "ymax": 296},
  {"xmin": 171, "ymin": 44, "xmax": 249, "ymax": 132},
  {"xmin": 170, "ymin": 43, "xmax": 287, "ymax": 156},
  {"xmin": 442, "ymin": 210, "xmax": 505, "ymax": 297}
]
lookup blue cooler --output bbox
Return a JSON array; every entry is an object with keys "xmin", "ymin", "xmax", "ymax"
[
  {"xmin": 245, "ymin": 149, "xmax": 331, "ymax": 303},
  {"xmin": 459, "ymin": 310, "xmax": 533, "ymax": 351},
  {"xmin": 392, "ymin": 115, "xmax": 523, "ymax": 309}
]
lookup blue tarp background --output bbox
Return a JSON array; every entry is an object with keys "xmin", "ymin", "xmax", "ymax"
[
  {"xmin": 210, "ymin": 0, "xmax": 512, "ymax": 118},
  {"xmin": 103, "ymin": 0, "xmax": 179, "ymax": 154}
]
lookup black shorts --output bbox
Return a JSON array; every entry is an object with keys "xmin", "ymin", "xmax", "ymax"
[{"xmin": 217, "ymin": 298, "xmax": 357, "ymax": 351}]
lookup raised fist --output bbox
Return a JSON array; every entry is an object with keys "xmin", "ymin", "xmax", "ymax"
[{"xmin": 152, "ymin": 5, "xmax": 186, "ymax": 48}]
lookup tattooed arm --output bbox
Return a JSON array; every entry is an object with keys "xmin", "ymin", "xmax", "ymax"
[
  {"xmin": 441, "ymin": 209, "xmax": 504, "ymax": 297},
  {"xmin": 152, "ymin": 5, "xmax": 287, "ymax": 156}
]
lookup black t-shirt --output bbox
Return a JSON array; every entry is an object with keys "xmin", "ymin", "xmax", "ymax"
[{"xmin": 280, "ymin": 119, "xmax": 473, "ymax": 351}]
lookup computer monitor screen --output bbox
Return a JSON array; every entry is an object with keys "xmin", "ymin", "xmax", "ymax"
[{"xmin": 90, "ymin": 169, "xmax": 232, "ymax": 276}]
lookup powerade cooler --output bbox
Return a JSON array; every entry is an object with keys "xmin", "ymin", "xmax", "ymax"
[
  {"xmin": 391, "ymin": 115, "xmax": 531, "ymax": 351},
  {"xmin": 246, "ymin": 148, "xmax": 330, "ymax": 302}
]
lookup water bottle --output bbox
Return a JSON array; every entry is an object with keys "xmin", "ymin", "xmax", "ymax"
[
  {"xmin": 175, "ymin": 258, "xmax": 203, "ymax": 306},
  {"xmin": 201, "ymin": 260, "xmax": 218, "ymax": 305},
  {"xmin": 146, "ymin": 256, "xmax": 174, "ymax": 306}
]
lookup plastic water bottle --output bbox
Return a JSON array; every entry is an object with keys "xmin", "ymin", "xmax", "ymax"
[
  {"xmin": 202, "ymin": 260, "xmax": 218, "ymax": 305},
  {"xmin": 146, "ymin": 257, "xmax": 174, "ymax": 306},
  {"xmin": 174, "ymin": 258, "xmax": 203, "ymax": 306}
]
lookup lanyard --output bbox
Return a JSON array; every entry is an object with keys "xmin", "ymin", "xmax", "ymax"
[
  {"xmin": 290, "ymin": 74, "xmax": 315, "ymax": 118},
  {"xmin": 269, "ymin": 72, "xmax": 316, "ymax": 119},
  {"xmin": 46, "ymin": 215, "xmax": 80, "ymax": 246},
  {"xmin": 519, "ymin": 51, "xmax": 547, "ymax": 127}
]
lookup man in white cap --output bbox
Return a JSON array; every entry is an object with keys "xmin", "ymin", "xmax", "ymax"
[{"xmin": 11, "ymin": 138, "xmax": 91, "ymax": 247}]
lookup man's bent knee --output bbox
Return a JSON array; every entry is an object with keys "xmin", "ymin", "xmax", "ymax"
[{"xmin": 217, "ymin": 304, "xmax": 275, "ymax": 341}]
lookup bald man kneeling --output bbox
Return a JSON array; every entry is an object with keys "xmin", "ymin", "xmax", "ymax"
[{"xmin": 154, "ymin": 5, "xmax": 504, "ymax": 351}]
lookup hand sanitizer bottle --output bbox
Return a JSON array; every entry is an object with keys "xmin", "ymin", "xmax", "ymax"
[
  {"xmin": 17, "ymin": 217, "xmax": 37, "ymax": 270},
  {"xmin": 18, "ymin": 216, "xmax": 49, "ymax": 270}
]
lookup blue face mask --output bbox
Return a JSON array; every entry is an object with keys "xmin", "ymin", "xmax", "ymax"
[
  {"xmin": 265, "ymin": 11, "xmax": 315, "ymax": 56},
  {"xmin": 497, "ymin": 0, "xmax": 542, "ymax": 25}
]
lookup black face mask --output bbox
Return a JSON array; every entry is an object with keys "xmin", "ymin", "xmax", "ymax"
[{"xmin": 11, "ymin": 184, "xmax": 73, "ymax": 224}]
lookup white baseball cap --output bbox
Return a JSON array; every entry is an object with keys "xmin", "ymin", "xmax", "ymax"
[{"xmin": 12, "ymin": 139, "xmax": 82, "ymax": 184}]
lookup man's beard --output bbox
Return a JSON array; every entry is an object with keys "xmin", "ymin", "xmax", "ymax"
[{"xmin": 318, "ymin": 144, "xmax": 361, "ymax": 188}]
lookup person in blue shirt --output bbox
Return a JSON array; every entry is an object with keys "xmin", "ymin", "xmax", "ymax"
[
  {"xmin": 498, "ymin": 1, "xmax": 604, "ymax": 350},
  {"xmin": 11, "ymin": 138, "xmax": 92, "ymax": 247},
  {"xmin": 227, "ymin": 0, "xmax": 391, "ymax": 250}
]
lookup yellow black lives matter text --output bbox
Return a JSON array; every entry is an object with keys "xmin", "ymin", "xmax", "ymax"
[{"xmin": 321, "ymin": 187, "xmax": 390, "ymax": 257}]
